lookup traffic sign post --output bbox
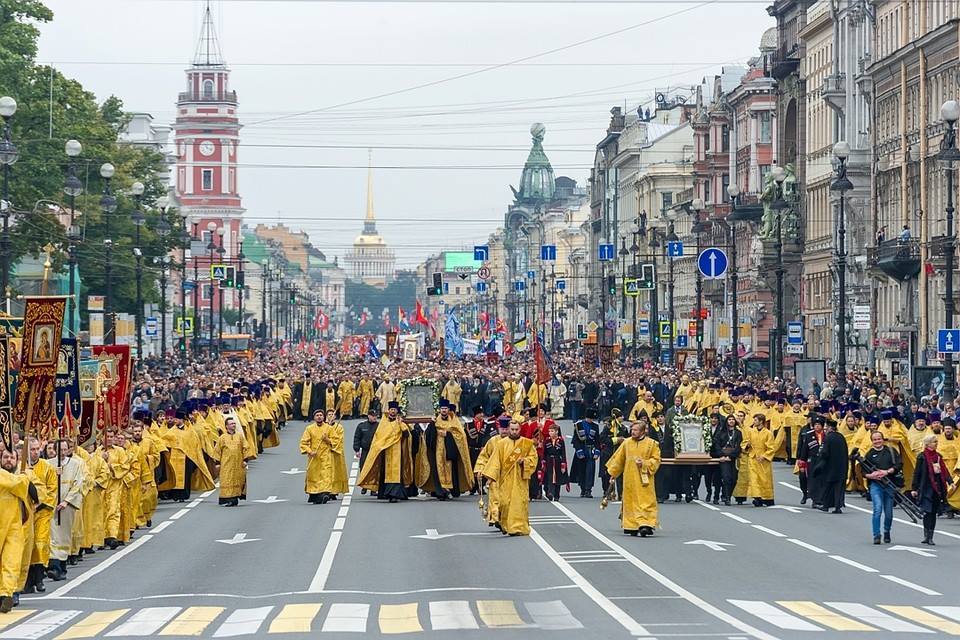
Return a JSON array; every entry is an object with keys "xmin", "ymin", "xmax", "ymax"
[
  {"xmin": 145, "ymin": 317, "xmax": 158, "ymax": 337},
  {"xmin": 677, "ymin": 335, "xmax": 688, "ymax": 348},
  {"xmin": 477, "ymin": 266, "xmax": 491, "ymax": 280},
  {"xmin": 667, "ymin": 241, "xmax": 683, "ymax": 258},
  {"xmin": 598, "ymin": 243, "xmax": 615, "ymax": 262},
  {"xmin": 787, "ymin": 321, "xmax": 803, "ymax": 345},
  {"xmin": 540, "ymin": 245, "xmax": 557, "ymax": 261},
  {"xmin": 210, "ymin": 264, "xmax": 227, "ymax": 280},
  {"xmin": 638, "ymin": 319, "xmax": 650, "ymax": 335},
  {"xmin": 555, "ymin": 279, "xmax": 566, "ymax": 291},
  {"xmin": 474, "ymin": 245, "xmax": 489, "ymax": 261},
  {"xmin": 697, "ymin": 248, "xmax": 728, "ymax": 279},
  {"xmin": 527, "ymin": 270, "xmax": 536, "ymax": 280},
  {"xmin": 624, "ymin": 279, "xmax": 640, "ymax": 296},
  {"xmin": 475, "ymin": 282, "xmax": 487, "ymax": 293},
  {"xmin": 514, "ymin": 281, "xmax": 525, "ymax": 292},
  {"xmin": 658, "ymin": 321, "xmax": 672, "ymax": 339},
  {"xmin": 938, "ymin": 329, "xmax": 960, "ymax": 354}
]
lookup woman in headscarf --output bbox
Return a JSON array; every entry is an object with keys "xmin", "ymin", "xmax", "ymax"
[{"xmin": 911, "ymin": 434, "xmax": 954, "ymax": 545}]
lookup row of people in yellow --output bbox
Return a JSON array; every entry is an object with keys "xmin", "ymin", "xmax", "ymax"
[{"xmin": 0, "ymin": 376, "xmax": 293, "ymax": 615}]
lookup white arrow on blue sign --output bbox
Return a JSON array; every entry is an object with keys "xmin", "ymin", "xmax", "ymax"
[
  {"xmin": 514, "ymin": 280, "xmax": 525, "ymax": 292},
  {"xmin": 540, "ymin": 244, "xmax": 557, "ymax": 261},
  {"xmin": 697, "ymin": 248, "xmax": 729, "ymax": 279},
  {"xmin": 556, "ymin": 279, "xmax": 566, "ymax": 291},
  {"xmin": 677, "ymin": 335, "xmax": 689, "ymax": 348},
  {"xmin": 476, "ymin": 282, "xmax": 487, "ymax": 293},
  {"xmin": 527, "ymin": 270, "xmax": 536, "ymax": 280},
  {"xmin": 667, "ymin": 241, "xmax": 684, "ymax": 258},
  {"xmin": 938, "ymin": 329, "xmax": 960, "ymax": 354},
  {"xmin": 598, "ymin": 243, "xmax": 615, "ymax": 262},
  {"xmin": 474, "ymin": 245, "xmax": 489, "ymax": 261}
]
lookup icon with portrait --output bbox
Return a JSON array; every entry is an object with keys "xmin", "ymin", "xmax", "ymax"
[{"xmin": 30, "ymin": 324, "xmax": 56, "ymax": 366}]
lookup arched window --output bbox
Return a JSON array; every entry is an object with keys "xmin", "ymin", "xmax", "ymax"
[{"xmin": 202, "ymin": 79, "xmax": 215, "ymax": 99}]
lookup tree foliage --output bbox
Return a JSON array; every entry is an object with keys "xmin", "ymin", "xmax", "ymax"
[{"xmin": 0, "ymin": 0, "xmax": 178, "ymax": 322}]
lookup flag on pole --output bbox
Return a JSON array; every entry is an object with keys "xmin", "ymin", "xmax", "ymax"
[
  {"xmin": 445, "ymin": 308, "xmax": 464, "ymax": 358},
  {"xmin": 534, "ymin": 336, "xmax": 553, "ymax": 385},
  {"xmin": 399, "ymin": 306, "xmax": 410, "ymax": 330},
  {"xmin": 415, "ymin": 300, "xmax": 429, "ymax": 326}
]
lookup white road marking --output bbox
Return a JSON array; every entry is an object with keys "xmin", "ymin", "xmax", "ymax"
[
  {"xmin": 880, "ymin": 575, "xmax": 942, "ymax": 596},
  {"xmin": 43, "ymin": 535, "xmax": 154, "ymax": 598},
  {"xmin": 169, "ymin": 508, "xmax": 190, "ymax": 521},
  {"xmin": 926, "ymin": 606, "xmax": 960, "ymax": 622},
  {"xmin": 105, "ymin": 607, "xmax": 181, "ymax": 636},
  {"xmin": 888, "ymin": 545, "xmax": 937, "ymax": 558},
  {"xmin": 201, "ymin": 489, "xmax": 216, "ymax": 498},
  {"xmin": 0, "ymin": 609, "xmax": 81, "ymax": 639},
  {"xmin": 528, "ymin": 528, "xmax": 651, "ymax": 637},
  {"xmin": 829, "ymin": 555, "xmax": 878, "ymax": 573},
  {"xmin": 694, "ymin": 500, "xmax": 721, "ymax": 511},
  {"xmin": 825, "ymin": 602, "xmax": 933, "ymax": 633},
  {"xmin": 525, "ymin": 600, "xmax": 584, "ymax": 630},
  {"xmin": 751, "ymin": 525, "xmax": 786, "ymax": 538},
  {"xmin": 188, "ymin": 499, "xmax": 202, "ymax": 508},
  {"xmin": 307, "ymin": 531, "xmax": 343, "ymax": 593},
  {"xmin": 727, "ymin": 600, "xmax": 821, "ymax": 631},
  {"xmin": 721, "ymin": 512, "xmax": 751, "ymax": 524},
  {"xmin": 321, "ymin": 603, "xmax": 369, "ymax": 633},
  {"xmin": 333, "ymin": 517, "xmax": 346, "ymax": 530},
  {"xmin": 786, "ymin": 538, "xmax": 827, "ymax": 554},
  {"xmin": 337, "ymin": 506, "xmax": 349, "ymax": 517},
  {"xmin": 150, "ymin": 521, "xmax": 173, "ymax": 534},
  {"xmin": 548, "ymin": 502, "xmax": 780, "ymax": 640},
  {"xmin": 428, "ymin": 601, "xmax": 480, "ymax": 630},
  {"xmin": 565, "ymin": 558, "xmax": 630, "ymax": 564},
  {"xmin": 216, "ymin": 533, "xmax": 260, "ymax": 545},
  {"xmin": 211, "ymin": 606, "xmax": 274, "ymax": 637},
  {"xmin": 341, "ymin": 496, "xmax": 352, "ymax": 505}
]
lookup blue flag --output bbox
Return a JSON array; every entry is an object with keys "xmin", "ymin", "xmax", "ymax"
[{"xmin": 445, "ymin": 309, "xmax": 464, "ymax": 358}]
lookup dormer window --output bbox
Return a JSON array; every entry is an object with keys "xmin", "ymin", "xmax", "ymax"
[{"xmin": 202, "ymin": 79, "xmax": 215, "ymax": 99}]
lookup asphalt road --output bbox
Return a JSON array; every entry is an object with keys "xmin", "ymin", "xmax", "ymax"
[{"xmin": 7, "ymin": 418, "xmax": 960, "ymax": 640}]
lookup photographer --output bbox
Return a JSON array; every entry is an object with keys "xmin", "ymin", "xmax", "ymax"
[{"xmin": 859, "ymin": 430, "xmax": 901, "ymax": 544}]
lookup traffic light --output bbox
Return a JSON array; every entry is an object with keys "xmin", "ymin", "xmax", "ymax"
[
  {"xmin": 427, "ymin": 272, "xmax": 443, "ymax": 296},
  {"xmin": 638, "ymin": 263, "xmax": 655, "ymax": 290},
  {"xmin": 221, "ymin": 266, "xmax": 235, "ymax": 288},
  {"xmin": 235, "ymin": 270, "xmax": 245, "ymax": 289},
  {"xmin": 288, "ymin": 289, "xmax": 296, "ymax": 304},
  {"xmin": 607, "ymin": 274, "xmax": 616, "ymax": 295}
]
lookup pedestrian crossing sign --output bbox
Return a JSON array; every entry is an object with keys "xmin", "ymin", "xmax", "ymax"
[
  {"xmin": 211, "ymin": 264, "xmax": 228, "ymax": 280},
  {"xmin": 176, "ymin": 316, "xmax": 194, "ymax": 337},
  {"xmin": 658, "ymin": 320, "xmax": 672, "ymax": 339}
]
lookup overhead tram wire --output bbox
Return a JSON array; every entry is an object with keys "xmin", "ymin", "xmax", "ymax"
[{"xmin": 244, "ymin": 0, "xmax": 719, "ymax": 127}]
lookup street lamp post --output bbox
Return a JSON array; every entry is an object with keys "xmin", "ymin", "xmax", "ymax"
[
  {"xmin": 831, "ymin": 141, "xmax": 853, "ymax": 383},
  {"xmin": 206, "ymin": 222, "xmax": 217, "ymax": 358},
  {"xmin": 0, "ymin": 97, "xmax": 19, "ymax": 309},
  {"xmin": 692, "ymin": 198, "xmax": 706, "ymax": 367},
  {"xmin": 63, "ymin": 140, "xmax": 82, "ymax": 335},
  {"xmin": 260, "ymin": 259, "xmax": 269, "ymax": 344},
  {"xmin": 648, "ymin": 227, "xmax": 660, "ymax": 364},
  {"xmin": 619, "ymin": 236, "xmax": 628, "ymax": 332},
  {"xmin": 237, "ymin": 242, "xmax": 245, "ymax": 333},
  {"xmin": 939, "ymin": 100, "xmax": 960, "ymax": 402},
  {"xmin": 100, "ymin": 163, "xmax": 117, "ymax": 345},
  {"xmin": 191, "ymin": 219, "xmax": 200, "ymax": 358},
  {"xmin": 631, "ymin": 219, "xmax": 641, "ymax": 353},
  {"xmin": 667, "ymin": 222, "xmax": 679, "ymax": 365},
  {"xmin": 216, "ymin": 227, "xmax": 225, "ymax": 351},
  {"xmin": 771, "ymin": 165, "xmax": 789, "ymax": 379},
  {"xmin": 155, "ymin": 212, "xmax": 171, "ymax": 359},
  {"xmin": 130, "ymin": 182, "xmax": 145, "ymax": 368},
  {"xmin": 727, "ymin": 184, "xmax": 741, "ymax": 373}
]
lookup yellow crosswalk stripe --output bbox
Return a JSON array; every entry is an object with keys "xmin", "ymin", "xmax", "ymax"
[
  {"xmin": 880, "ymin": 606, "xmax": 960, "ymax": 635},
  {"xmin": 267, "ymin": 603, "xmax": 322, "ymax": 634},
  {"xmin": 0, "ymin": 610, "xmax": 36, "ymax": 631},
  {"xmin": 776, "ymin": 601, "xmax": 876, "ymax": 631},
  {"xmin": 378, "ymin": 603, "xmax": 422, "ymax": 634},
  {"xmin": 476, "ymin": 600, "xmax": 525, "ymax": 628},
  {"xmin": 158, "ymin": 606, "xmax": 225, "ymax": 636},
  {"xmin": 55, "ymin": 610, "xmax": 130, "ymax": 640}
]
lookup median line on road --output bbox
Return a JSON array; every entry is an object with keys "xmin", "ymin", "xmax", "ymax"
[
  {"xmin": 547, "ymin": 501, "xmax": 780, "ymax": 640},
  {"xmin": 306, "ymin": 460, "xmax": 360, "ymax": 593},
  {"xmin": 42, "ymin": 536, "xmax": 154, "ymax": 598}
]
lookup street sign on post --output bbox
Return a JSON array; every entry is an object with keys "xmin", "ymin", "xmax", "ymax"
[
  {"xmin": 145, "ymin": 317, "xmax": 158, "ymax": 337},
  {"xmin": 639, "ymin": 320, "xmax": 649, "ymax": 335},
  {"xmin": 688, "ymin": 320, "xmax": 697, "ymax": 337},
  {"xmin": 667, "ymin": 241, "xmax": 684, "ymax": 258},
  {"xmin": 624, "ymin": 279, "xmax": 640, "ymax": 296},
  {"xmin": 211, "ymin": 264, "xmax": 227, "ymax": 280},
  {"xmin": 598, "ymin": 243, "xmax": 615, "ymax": 262},
  {"xmin": 540, "ymin": 245, "xmax": 557, "ymax": 261},
  {"xmin": 785, "ymin": 344, "xmax": 804, "ymax": 355},
  {"xmin": 697, "ymin": 248, "xmax": 728, "ymax": 279},
  {"xmin": 475, "ymin": 282, "xmax": 487, "ymax": 293},
  {"xmin": 677, "ymin": 335, "xmax": 689, "ymax": 348},
  {"xmin": 176, "ymin": 316, "xmax": 194, "ymax": 337},
  {"xmin": 556, "ymin": 279, "xmax": 566, "ymax": 291},
  {"xmin": 658, "ymin": 321, "xmax": 672, "ymax": 339},
  {"xmin": 938, "ymin": 329, "xmax": 960, "ymax": 354},
  {"xmin": 787, "ymin": 321, "xmax": 803, "ymax": 345},
  {"xmin": 477, "ymin": 266, "xmax": 491, "ymax": 280},
  {"xmin": 514, "ymin": 280, "xmax": 525, "ymax": 292},
  {"xmin": 527, "ymin": 270, "xmax": 536, "ymax": 280},
  {"xmin": 853, "ymin": 305, "xmax": 871, "ymax": 330},
  {"xmin": 474, "ymin": 245, "xmax": 489, "ymax": 261}
]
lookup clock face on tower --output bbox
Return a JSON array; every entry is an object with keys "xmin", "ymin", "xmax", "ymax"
[{"xmin": 198, "ymin": 141, "xmax": 215, "ymax": 156}]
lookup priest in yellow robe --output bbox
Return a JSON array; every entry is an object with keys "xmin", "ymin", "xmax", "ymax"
[
  {"xmin": 606, "ymin": 421, "xmax": 662, "ymax": 537},
  {"xmin": 415, "ymin": 399, "xmax": 474, "ymax": 499},
  {"xmin": 300, "ymin": 409, "xmax": 350, "ymax": 504},
  {"xmin": 441, "ymin": 378, "xmax": 462, "ymax": 410},
  {"xmin": 25, "ymin": 437, "xmax": 57, "ymax": 593},
  {"xmin": 215, "ymin": 416, "xmax": 256, "ymax": 507},
  {"xmin": 481, "ymin": 421, "xmax": 538, "ymax": 536},
  {"xmin": 0, "ymin": 448, "xmax": 31, "ymax": 613},
  {"xmin": 80, "ymin": 444, "xmax": 108, "ymax": 552},
  {"xmin": 358, "ymin": 378, "xmax": 374, "ymax": 416},
  {"xmin": 475, "ymin": 418, "xmax": 510, "ymax": 526},
  {"xmin": 100, "ymin": 432, "xmax": 130, "ymax": 549},
  {"xmin": 337, "ymin": 379, "xmax": 356, "ymax": 418},
  {"xmin": 357, "ymin": 401, "xmax": 414, "ymax": 502},
  {"xmin": 747, "ymin": 414, "xmax": 778, "ymax": 506}
]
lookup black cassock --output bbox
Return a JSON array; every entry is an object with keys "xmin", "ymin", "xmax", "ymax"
[
  {"xmin": 813, "ymin": 430, "xmax": 848, "ymax": 510},
  {"xmin": 653, "ymin": 425, "xmax": 677, "ymax": 501},
  {"xmin": 796, "ymin": 426, "xmax": 822, "ymax": 504},
  {"xmin": 420, "ymin": 422, "xmax": 464, "ymax": 499},
  {"xmin": 540, "ymin": 437, "xmax": 568, "ymax": 500}
]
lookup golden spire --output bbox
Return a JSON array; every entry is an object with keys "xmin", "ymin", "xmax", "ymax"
[{"xmin": 365, "ymin": 149, "xmax": 375, "ymax": 223}]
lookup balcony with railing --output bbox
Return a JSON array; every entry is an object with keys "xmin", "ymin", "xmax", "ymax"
[
  {"xmin": 178, "ymin": 91, "xmax": 238, "ymax": 104},
  {"xmin": 867, "ymin": 238, "xmax": 921, "ymax": 281}
]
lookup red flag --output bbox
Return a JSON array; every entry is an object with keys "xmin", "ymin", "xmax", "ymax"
[
  {"xmin": 495, "ymin": 318, "xmax": 506, "ymax": 334},
  {"xmin": 415, "ymin": 300, "xmax": 429, "ymax": 326},
  {"xmin": 503, "ymin": 341, "xmax": 514, "ymax": 357},
  {"xmin": 534, "ymin": 337, "xmax": 553, "ymax": 385}
]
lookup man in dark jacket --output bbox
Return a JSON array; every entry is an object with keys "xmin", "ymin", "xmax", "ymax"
[
  {"xmin": 709, "ymin": 414, "xmax": 741, "ymax": 505},
  {"xmin": 353, "ymin": 408, "xmax": 380, "ymax": 494},
  {"xmin": 814, "ymin": 419, "xmax": 849, "ymax": 513},
  {"xmin": 570, "ymin": 408, "xmax": 600, "ymax": 498}
]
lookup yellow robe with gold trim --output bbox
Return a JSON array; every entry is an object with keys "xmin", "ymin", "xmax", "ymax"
[
  {"xmin": 481, "ymin": 436, "xmax": 538, "ymax": 535},
  {"xmin": 300, "ymin": 422, "xmax": 349, "ymax": 495},
  {"xmin": 215, "ymin": 431, "xmax": 255, "ymax": 500},
  {"xmin": 747, "ymin": 427, "xmax": 777, "ymax": 500},
  {"xmin": 357, "ymin": 417, "xmax": 414, "ymax": 491},
  {"xmin": 607, "ymin": 436, "xmax": 661, "ymax": 530},
  {"xmin": 29, "ymin": 458, "xmax": 58, "ymax": 566},
  {"xmin": 0, "ymin": 468, "xmax": 30, "ymax": 597},
  {"xmin": 415, "ymin": 415, "xmax": 474, "ymax": 494}
]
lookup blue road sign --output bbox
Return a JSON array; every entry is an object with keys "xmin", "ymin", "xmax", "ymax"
[
  {"xmin": 540, "ymin": 244, "xmax": 557, "ymax": 261},
  {"xmin": 556, "ymin": 279, "xmax": 566, "ymax": 291},
  {"xmin": 145, "ymin": 317, "xmax": 158, "ymax": 337},
  {"xmin": 527, "ymin": 270, "xmax": 536, "ymax": 280},
  {"xmin": 787, "ymin": 321, "xmax": 804, "ymax": 345},
  {"xmin": 514, "ymin": 280, "xmax": 525, "ymax": 292},
  {"xmin": 697, "ymin": 248, "xmax": 729, "ymax": 279},
  {"xmin": 638, "ymin": 319, "xmax": 650, "ymax": 335},
  {"xmin": 667, "ymin": 241, "xmax": 684, "ymax": 258},
  {"xmin": 938, "ymin": 329, "xmax": 960, "ymax": 353},
  {"xmin": 598, "ymin": 243, "xmax": 616, "ymax": 262},
  {"xmin": 474, "ymin": 245, "xmax": 489, "ymax": 261},
  {"xmin": 476, "ymin": 282, "xmax": 487, "ymax": 293},
  {"xmin": 676, "ymin": 335, "xmax": 689, "ymax": 348},
  {"xmin": 661, "ymin": 350, "xmax": 672, "ymax": 365},
  {"xmin": 183, "ymin": 281, "xmax": 195, "ymax": 292}
]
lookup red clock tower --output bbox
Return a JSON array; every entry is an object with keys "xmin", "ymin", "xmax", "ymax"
[{"xmin": 173, "ymin": 2, "xmax": 243, "ymax": 320}]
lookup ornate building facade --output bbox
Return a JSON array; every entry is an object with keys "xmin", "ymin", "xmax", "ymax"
[{"xmin": 343, "ymin": 154, "xmax": 396, "ymax": 287}]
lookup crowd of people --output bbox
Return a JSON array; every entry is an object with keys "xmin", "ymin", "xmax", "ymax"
[{"xmin": 3, "ymin": 345, "xmax": 960, "ymax": 615}]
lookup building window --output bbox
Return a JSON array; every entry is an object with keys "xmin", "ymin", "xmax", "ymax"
[
  {"xmin": 722, "ymin": 174, "xmax": 730, "ymax": 202},
  {"xmin": 704, "ymin": 131, "xmax": 711, "ymax": 152},
  {"xmin": 661, "ymin": 192, "xmax": 673, "ymax": 212},
  {"xmin": 721, "ymin": 125, "xmax": 730, "ymax": 152},
  {"xmin": 203, "ymin": 284, "xmax": 213, "ymax": 300},
  {"xmin": 760, "ymin": 112, "xmax": 772, "ymax": 142},
  {"xmin": 202, "ymin": 79, "xmax": 214, "ymax": 100},
  {"xmin": 202, "ymin": 169, "xmax": 214, "ymax": 191}
]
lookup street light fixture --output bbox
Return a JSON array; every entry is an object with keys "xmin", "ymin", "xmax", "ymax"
[
  {"xmin": 63, "ymin": 140, "xmax": 82, "ymax": 335},
  {"xmin": 216, "ymin": 226, "xmax": 226, "ymax": 353},
  {"xmin": 691, "ymin": 197, "xmax": 706, "ymax": 367},
  {"xmin": 939, "ymin": 100, "xmax": 960, "ymax": 402},
  {"xmin": 130, "ymin": 181, "xmax": 145, "ymax": 367},
  {"xmin": 101, "ymin": 163, "xmax": 117, "ymax": 344},
  {"xmin": 771, "ymin": 165, "xmax": 788, "ymax": 379},
  {"xmin": 206, "ymin": 221, "xmax": 217, "ymax": 357},
  {"xmin": 155, "ymin": 207, "xmax": 171, "ymax": 359},
  {"xmin": 0, "ymin": 97, "xmax": 18, "ymax": 311},
  {"xmin": 666, "ymin": 221, "xmax": 679, "ymax": 365},
  {"xmin": 831, "ymin": 141, "xmax": 853, "ymax": 384},
  {"xmin": 727, "ymin": 184, "xmax": 741, "ymax": 373}
]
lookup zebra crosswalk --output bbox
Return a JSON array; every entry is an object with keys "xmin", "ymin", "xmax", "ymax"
[
  {"xmin": 0, "ymin": 599, "xmax": 583, "ymax": 638},
  {"xmin": 730, "ymin": 600, "xmax": 960, "ymax": 633}
]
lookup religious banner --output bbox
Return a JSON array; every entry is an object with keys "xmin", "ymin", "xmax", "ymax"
[
  {"xmin": 92, "ymin": 345, "xmax": 132, "ymax": 432},
  {"xmin": 54, "ymin": 337, "xmax": 82, "ymax": 438},
  {"xmin": 0, "ymin": 336, "xmax": 11, "ymax": 452},
  {"xmin": 12, "ymin": 296, "xmax": 66, "ymax": 439}
]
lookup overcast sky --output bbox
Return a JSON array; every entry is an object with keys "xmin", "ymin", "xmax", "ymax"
[{"xmin": 35, "ymin": 0, "xmax": 774, "ymax": 267}]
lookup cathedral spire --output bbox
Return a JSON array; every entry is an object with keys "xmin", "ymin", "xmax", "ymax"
[
  {"xmin": 193, "ymin": 1, "xmax": 225, "ymax": 67},
  {"xmin": 363, "ymin": 149, "xmax": 377, "ymax": 234}
]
